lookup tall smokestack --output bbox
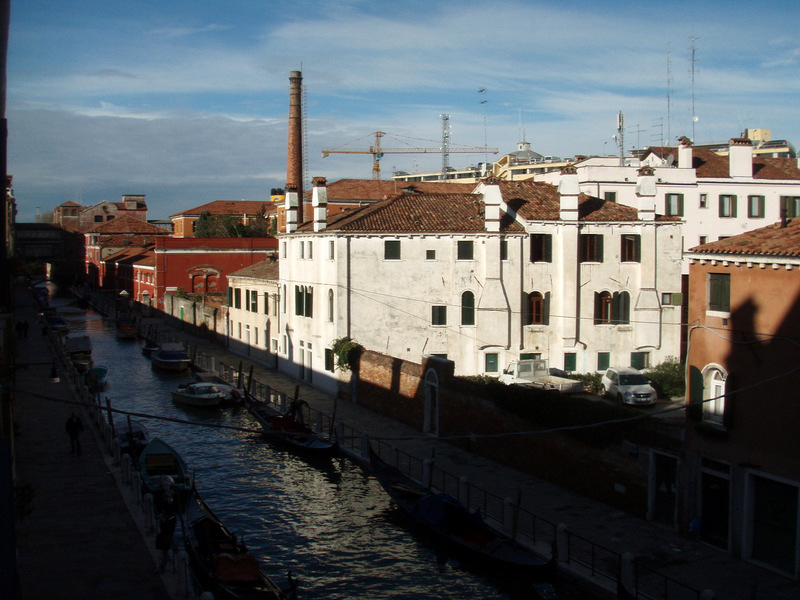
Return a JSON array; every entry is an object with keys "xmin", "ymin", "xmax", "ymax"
[{"xmin": 287, "ymin": 70, "xmax": 304, "ymax": 224}]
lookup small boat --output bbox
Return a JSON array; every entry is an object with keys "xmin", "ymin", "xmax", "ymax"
[
  {"xmin": 243, "ymin": 391, "xmax": 336, "ymax": 455},
  {"xmin": 141, "ymin": 339, "xmax": 160, "ymax": 357},
  {"xmin": 139, "ymin": 437, "xmax": 192, "ymax": 510},
  {"xmin": 369, "ymin": 446, "xmax": 557, "ymax": 580},
  {"xmin": 84, "ymin": 364, "xmax": 108, "ymax": 391},
  {"xmin": 150, "ymin": 342, "xmax": 192, "ymax": 372},
  {"xmin": 64, "ymin": 334, "xmax": 92, "ymax": 372},
  {"xmin": 47, "ymin": 316, "xmax": 69, "ymax": 333},
  {"xmin": 192, "ymin": 372, "xmax": 245, "ymax": 405},
  {"xmin": 172, "ymin": 382, "xmax": 228, "ymax": 408},
  {"xmin": 116, "ymin": 315, "xmax": 138, "ymax": 340},
  {"xmin": 114, "ymin": 418, "xmax": 151, "ymax": 458},
  {"xmin": 181, "ymin": 485, "xmax": 297, "ymax": 600}
]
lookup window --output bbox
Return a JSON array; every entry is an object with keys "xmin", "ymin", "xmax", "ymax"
[
  {"xmin": 94, "ymin": 215, "xmax": 103, "ymax": 222},
  {"xmin": 661, "ymin": 292, "xmax": 683, "ymax": 306},
  {"xmin": 431, "ymin": 305, "xmax": 447, "ymax": 325},
  {"xmin": 703, "ymin": 367, "xmax": 726, "ymax": 424},
  {"xmin": 254, "ymin": 328, "xmax": 258, "ymax": 346},
  {"xmin": 299, "ymin": 241, "xmax": 304, "ymax": 259},
  {"xmin": 485, "ymin": 353, "xmax": 499, "ymax": 373},
  {"xmin": 597, "ymin": 352, "xmax": 610, "ymax": 372},
  {"xmin": 461, "ymin": 291, "xmax": 475, "ymax": 326},
  {"xmin": 234, "ymin": 288, "xmax": 241, "ymax": 309},
  {"xmin": 699, "ymin": 194, "xmax": 708, "ymax": 209},
  {"xmin": 748, "ymin": 195, "xmax": 765, "ymax": 218},
  {"xmin": 620, "ymin": 234, "xmax": 641, "ymax": 262},
  {"xmin": 295, "ymin": 285, "xmax": 313, "ymax": 317},
  {"xmin": 500, "ymin": 240, "xmax": 508, "ymax": 261},
  {"xmin": 325, "ymin": 349, "xmax": 335, "ymax": 372},
  {"xmin": 530, "ymin": 234, "xmax": 552, "ymax": 262},
  {"xmin": 328, "ymin": 240, "xmax": 335, "ymax": 260},
  {"xmin": 426, "ymin": 249, "xmax": 436, "ymax": 260},
  {"xmin": 719, "ymin": 195, "xmax": 738, "ymax": 218},
  {"xmin": 281, "ymin": 241, "xmax": 287, "ymax": 258},
  {"xmin": 699, "ymin": 235, "xmax": 707, "ymax": 245},
  {"xmin": 579, "ymin": 234, "xmax": 604, "ymax": 262},
  {"xmin": 328, "ymin": 289, "xmax": 334, "ymax": 322},
  {"xmin": 281, "ymin": 285, "xmax": 286, "ymax": 313},
  {"xmin": 564, "ymin": 353, "xmax": 577, "ymax": 372},
  {"xmin": 384, "ymin": 240, "xmax": 401, "ymax": 260},
  {"xmin": 307, "ymin": 241, "xmax": 313, "ymax": 259},
  {"xmin": 249, "ymin": 290, "xmax": 258, "ymax": 312},
  {"xmin": 226, "ymin": 287, "xmax": 233, "ymax": 307},
  {"xmin": 457, "ymin": 241, "xmax": 474, "ymax": 260},
  {"xmin": 526, "ymin": 292, "xmax": 550, "ymax": 325},
  {"xmin": 604, "ymin": 191, "xmax": 617, "ymax": 202},
  {"xmin": 665, "ymin": 193, "xmax": 684, "ymax": 216},
  {"xmin": 263, "ymin": 292, "xmax": 269, "ymax": 314},
  {"xmin": 594, "ymin": 291, "xmax": 630, "ymax": 324},
  {"xmin": 708, "ymin": 273, "xmax": 731, "ymax": 313},
  {"xmin": 631, "ymin": 352, "xmax": 650, "ymax": 370},
  {"xmin": 780, "ymin": 196, "xmax": 800, "ymax": 218}
]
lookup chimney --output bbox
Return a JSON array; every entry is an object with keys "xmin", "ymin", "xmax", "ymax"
[
  {"xmin": 284, "ymin": 184, "xmax": 299, "ymax": 233},
  {"xmin": 557, "ymin": 164, "xmax": 579, "ymax": 221},
  {"xmin": 678, "ymin": 136, "xmax": 693, "ymax": 169},
  {"xmin": 482, "ymin": 176, "xmax": 502, "ymax": 232},
  {"xmin": 287, "ymin": 71, "xmax": 304, "ymax": 224},
  {"xmin": 312, "ymin": 177, "xmax": 328, "ymax": 232},
  {"xmin": 729, "ymin": 137, "xmax": 753, "ymax": 178},
  {"xmin": 635, "ymin": 166, "xmax": 656, "ymax": 221}
]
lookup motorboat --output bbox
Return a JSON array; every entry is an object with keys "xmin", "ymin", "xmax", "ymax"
[
  {"xmin": 64, "ymin": 334, "xmax": 92, "ymax": 372},
  {"xmin": 114, "ymin": 418, "xmax": 150, "ymax": 457},
  {"xmin": 150, "ymin": 342, "xmax": 192, "ymax": 371},
  {"xmin": 116, "ymin": 315, "xmax": 138, "ymax": 340},
  {"xmin": 172, "ymin": 382, "xmax": 228, "ymax": 408}
]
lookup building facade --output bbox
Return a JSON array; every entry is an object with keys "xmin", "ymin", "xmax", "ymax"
[
  {"xmin": 278, "ymin": 172, "xmax": 683, "ymax": 395},
  {"xmin": 682, "ymin": 220, "xmax": 800, "ymax": 578}
]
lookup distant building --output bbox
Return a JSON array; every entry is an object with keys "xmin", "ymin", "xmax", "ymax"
[
  {"xmin": 681, "ymin": 219, "xmax": 800, "ymax": 578},
  {"xmin": 169, "ymin": 199, "xmax": 279, "ymax": 238},
  {"xmin": 79, "ymin": 195, "xmax": 148, "ymax": 232}
]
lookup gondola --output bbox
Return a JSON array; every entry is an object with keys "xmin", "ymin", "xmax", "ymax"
[
  {"xmin": 369, "ymin": 445, "xmax": 557, "ymax": 581},
  {"xmin": 138, "ymin": 437, "xmax": 192, "ymax": 510},
  {"xmin": 181, "ymin": 485, "xmax": 297, "ymax": 600},
  {"xmin": 243, "ymin": 391, "xmax": 336, "ymax": 456}
]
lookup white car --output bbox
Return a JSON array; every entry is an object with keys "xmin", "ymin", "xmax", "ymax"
[{"xmin": 601, "ymin": 367, "xmax": 657, "ymax": 406}]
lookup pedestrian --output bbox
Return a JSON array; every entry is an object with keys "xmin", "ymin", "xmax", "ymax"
[
  {"xmin": 65, "ymin": 411, "xmax": 83, "ymax": 456},
  {"xmin": 155, "ymin": 510, "xmax": 177, "ymax": 573}
]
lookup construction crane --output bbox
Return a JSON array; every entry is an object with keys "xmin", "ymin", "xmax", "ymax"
[{"xmin": 322, "ymin": 127, "xmax": 498, "ymax": 180}]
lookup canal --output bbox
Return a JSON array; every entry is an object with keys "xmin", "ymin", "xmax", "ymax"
[{"xmin": 56, "ymin": 300, "xmax": 596, "ymax": 600}]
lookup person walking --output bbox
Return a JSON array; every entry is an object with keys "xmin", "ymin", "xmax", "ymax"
[{"xmin": 65, "ymin": 411, "xmax": 83, "ymax": 456}]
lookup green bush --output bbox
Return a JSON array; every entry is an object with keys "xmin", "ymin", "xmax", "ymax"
[
  {"xmin": 645, "ymin": 357, "xmax": 685, "ymax": 399},
  {"xmin": 573, "ymin": 371, "xmax": 603, "ymax": 394}
]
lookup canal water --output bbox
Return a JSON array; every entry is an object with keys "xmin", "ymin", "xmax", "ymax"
[{"xmin": 55, "ymin": 301, "xmax": 596, "ymax": 600}]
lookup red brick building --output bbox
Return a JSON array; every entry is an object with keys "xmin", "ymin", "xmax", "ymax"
[
  {"xmin": 683, "ymin": 219, "xmax": 800, "ymax": 578},
  {"xmin": 153, "ymin": 237, "xmax": 278, "ymax": 308}
]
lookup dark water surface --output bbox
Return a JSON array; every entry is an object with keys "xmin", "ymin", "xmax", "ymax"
[{"xmin": 57, "ymin": 303, "xmax": 595, "ymax": 600}]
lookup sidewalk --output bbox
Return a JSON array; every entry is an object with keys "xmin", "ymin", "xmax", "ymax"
[
  {"xmin": 12, "ymin": 284, "xmax": 175, "ymax": 600},
  {"xmin": 151, "ymin": 317, "xmax": 800, "ymax": 600}
]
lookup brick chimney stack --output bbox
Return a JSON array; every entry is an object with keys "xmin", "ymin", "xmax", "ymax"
[{"xmin": 287, "ymin": 71, "xmax": 304, "ymax": 224}]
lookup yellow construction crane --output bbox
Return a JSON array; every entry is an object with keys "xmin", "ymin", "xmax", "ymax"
[{"xmin": 322, "ymin": 130, "xmax": 498, "ymax": 180}]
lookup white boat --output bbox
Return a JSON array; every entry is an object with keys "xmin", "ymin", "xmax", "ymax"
[
  {"xmin": 172, "ymin": 382, "xmax": 227, "ymax": 408},
  {"xmin": 150, "ymin": 342, "xmax": 192, "ymax": 371},
  {"xmin": 114, "ymin": 419, "xmax": 151, "ymax": 457}
]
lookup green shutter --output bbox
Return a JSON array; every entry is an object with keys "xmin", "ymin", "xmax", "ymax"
[
  {"xmin": 731, "ymin": 195, "xmax": 738, "ymax": 218},
  {"xmin": 678, "ymin": 194, "xmax": 685, "ymax": 216},
  {"xmin": 545, "ymin": 234, "xmax": 552, "ymax": 262},
  {"xmin": 564, "ymin": 352, "xmax": 576, "ymax": 372},
  {"xmin": 543, "ymin": 292, "xmax": 551, "ymax": 325}
]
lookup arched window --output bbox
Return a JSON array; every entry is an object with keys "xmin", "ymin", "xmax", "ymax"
[
  {"xmin": 613, "ymin": 291, "xmax": 631, "ymax": 324},
  {"xmin": 328, "ymin": 289, "xmax": 334, "ymax": 322},
  {"xmin": 703, "ymin": 367, "xmax": 727, "ymax": 423},
  {"xmin": 525, "ymin": 292, "xmax": 550, "ymax": 325},
  {"xmin": 594, "ymin": 291, "xmax": 613, "ymax": 324},
  {"xmin": 461, "ymin": 291, "xmax": 475, "ymax": 326}
]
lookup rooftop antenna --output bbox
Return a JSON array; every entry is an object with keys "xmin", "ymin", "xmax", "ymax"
[
  {"xmin": 440, "ymin": 114, "xmax": 451, "ymax": 180},
  {"xmin": 617, "ymin": 111, "xmax": 625, "ymax": 166},
  {"xmin": 666, "ymin": 42, "xmax": 672, "ymax": 145},
  {"xmin": 689, "ymin": 35, "xmax": 699, "ymax": 142},
  {"xmin": 479, "ymin": 88, "xmax": 488, "ymax": 166}
]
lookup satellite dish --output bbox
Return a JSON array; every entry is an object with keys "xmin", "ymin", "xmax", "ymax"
[{"xmin": 666, "ymin": 153, "xmax": 675, "ymax": 165}]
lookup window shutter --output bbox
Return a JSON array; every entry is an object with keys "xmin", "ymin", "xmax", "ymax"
[
  {"xmin": 543, "ymin": 292, "xmax": 550, "ymax": 325},
  {"xmin": 226, "ymin": 287, "xmax": 232, "ymax": 306},
  {"xmin": 594, "ymin": 292, "xmax": 602, "ymax": 325},
  {"xmin": 731, "ymin": 195, "xmax": 737, "ymax": 218},
  {"xmin": 611, "ymin": 292, "xmax": 620, "ymax": 324},
  {"xmin": 597, "ymin": 235, "xmax": 604, "ymax": 263},
  {"xmin": 545, "ymin": 235, "xmax": 552, "ymax": 262},
  {"xmin": 718, "ymin": 197, "xmax": 724, "ymax": 218},
  {"xmin": 678, "ymin": 194, "xmax": 684, "ymax": 216}
]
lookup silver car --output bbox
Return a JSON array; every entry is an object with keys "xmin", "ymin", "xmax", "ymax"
[{"xmin": 601, "ymin": 367, "xmax": 657, "ymax": 406}]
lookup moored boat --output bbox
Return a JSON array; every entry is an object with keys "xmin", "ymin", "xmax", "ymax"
[
  {"xmin": 116, "ymin": 315, "xmax": 138, "ymax": 339},
  {"xmin": 369, "ymin": 445, "xmax": 557, "ymax": 580},
  {"xmin": 142, "ymin": 339, "xmax": 160, "ymax": 357},
  {"xmin": 181, "ymin": 485, "xmax": 297, "ymax": 600},
  {"xmin": 243, "ymin": 391, "xmax": 336, "ymax": 455},
  {"xmin": 64, "ymin": 334, "xmax": 92, "ymax": 372},
  {"xmin": 84, "ymin": 364, "xmax": 108, "ymax": 391},
  {"xmin": 114, "ymin": 418, "xmax": 151, "ymax": 458},
  {"xmin": 139, "ymin": 437, "xmax": 192, "ymax": 510},
  {"xmin": 150, "ymin": 342, "xmax": 192, "ymax": 372},
  {"xmin": 172, "ymin": 382, "xmax": 228, "ymax": 408}
]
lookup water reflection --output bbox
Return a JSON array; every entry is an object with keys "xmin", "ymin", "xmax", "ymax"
[{"xmin": 52, "ymin": 303, "xmax": 592, "ymax": 599}]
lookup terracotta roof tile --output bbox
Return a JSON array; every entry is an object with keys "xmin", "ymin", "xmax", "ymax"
[
  {"xmin": 170, "ymin": 200, "xmax": 277, "ymax": 218},
  {"xmin": 82, "ymin": 215, "xmax": 171, "ymax": 235},
  {"xmin": 228, "ymin": 258, "xmax": 279, "ymax": 280},
  {"xmin": 307, "ymin": 179, "xmax": 474, "ymax": 202},
  {"xmin": 688, "ymin": 218, "xmax": 800, "ymax": 257}
]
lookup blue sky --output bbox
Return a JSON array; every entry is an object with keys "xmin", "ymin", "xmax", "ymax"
[{"xmin": 8, "ymin": 0, "xmax": 800, "ymax": 222}]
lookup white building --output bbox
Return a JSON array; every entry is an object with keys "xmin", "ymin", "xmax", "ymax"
[
  {"xmin": 278, "ymin": 171, "xmax": 683, "ymax": 395},
  {"xmin": 225, "ymin": 258, "xmax": 280, "ymax": 367},
  {"xmin": 536, "ymin": 137, "xmax": 800, "ymax": 273}
]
